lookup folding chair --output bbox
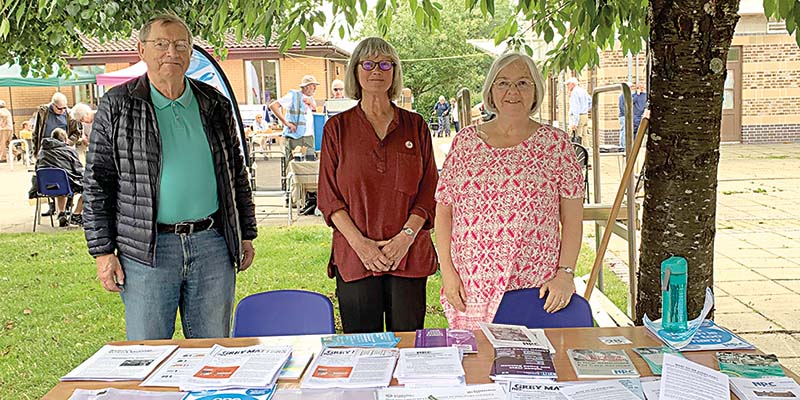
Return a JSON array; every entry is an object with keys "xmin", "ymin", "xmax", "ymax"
[
  {"xmin": 32, "ymin": 167, "xmax": 73, "ymax": 232},
  {"xmin": 493, "ymin": 287, "xmax": 593, "ymax": 329},
  {"xmin": 232, "ymin": 289, "xmax": 336, "ymax": 337},
  {"xmin": 573, "ymin": 143, "xmax": 590, "ymax": 203}
]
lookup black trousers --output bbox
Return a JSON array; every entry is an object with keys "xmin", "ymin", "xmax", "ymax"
[{"xmin": 335, "ymin": 268, "xmax": 428, "ymax": 333}]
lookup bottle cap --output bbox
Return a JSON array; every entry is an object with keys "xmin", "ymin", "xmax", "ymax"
[{"xmin": 662, "ymin": 256, "xmax": 688, "ymax": 275}]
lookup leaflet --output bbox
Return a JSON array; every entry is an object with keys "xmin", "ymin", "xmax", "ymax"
[
  {"xmin": 567, "ymin": 349, "xmax": 639, "ymax": 378},
  {"xmin": 321, "ymin": 332, "xmax": 400, "ymax": 348},
  {"xmin": 717, "ymin": 351, "xmax": 785, "ymax": 378},
  {"xmin": 642, "ymin": 288, "xmax": 714, "ymax": 349},
  {"xmin": 394, "ymin": 346, "xmax": 466, "ymax": 386},
  {"xmin": 271, "ymin": 389, "xmax": 377, "ymax": 400},
  {"xmin": 730, "ymin": 377, "xmax": 800, "ymax": 400},
  {"xmin": 67, "ymin": 388, "xmax": 185, "ymax": 400},
  {"xmin": 182, "ymin": 388, "xmax": 275, "ymax": 400},
  {"xmin": 141, "ymin": 348, "xmax": 208, "ymax": 387},
  {"xmin": 560, "ymin": 379, "xmax": 641, "ymax": 400},
  {"xmin": 659, "ymin": 353, "xmax": 729, "ymax": 400},
  {"xmin": 504, "ymin": 379, "xmax": 575, "ymax": 400},
  {"xmin": 61, "ymin": 344, "xmax": 178, "ymax": 381},
  {"xmin": 631, "ymin": 347, "xmax": 685, "ymax": 375},
  {"xmin": 478, "ymin": 322, "xmax": 555, "ymax": 353},
  {"xmin": 300, "ymin": 347, "xmax": 399, "ymax": 389},
  {"xmin": 179, "ymin": 344, "xmax": 291, "ymax": 391},
  {"xmin": 377, "ymin": 383, "xmax": 507, "ymax": 400},
  {"xmin": 640, "ymin": 378, "xmax": 661, "ymax": 400},
  {"xmin": 415, "ymin": 328, "xmax": 478, "ymax": 353}
]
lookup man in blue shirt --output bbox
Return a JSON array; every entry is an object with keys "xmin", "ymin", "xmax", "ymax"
[
  {"xmin": 567, "ymin": 77, "xmax": 592, "ymax": 148},
  {"xmin": 433, "ymin": 95, "xmax": 451, "ymax": 137},
  {"xmin": 633, "ymin": 83, "xmax": 648, "ymax": 136},
  {"xmin": 84, "ymin": 14, "xmax": 257, "ymax": 340}
]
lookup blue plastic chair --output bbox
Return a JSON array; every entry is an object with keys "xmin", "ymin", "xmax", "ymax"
[
  {"xmin": 32, "ymin": 167, "xmax": 73, "ymax": 232},
  {"xmin": 232, "ymin": 290, "xmax": 336, "ymax": 337},
  {"xmin": 493, "ymin": 287, "xmax": 593, "ymax": 328}
]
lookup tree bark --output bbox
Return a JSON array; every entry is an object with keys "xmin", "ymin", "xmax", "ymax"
[{"xmin": 636, "ymin": 0, "xmax": 740, "ymax": 323}]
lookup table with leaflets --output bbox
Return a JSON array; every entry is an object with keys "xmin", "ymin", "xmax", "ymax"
[{"xmin": 44, "ymin": 326, "xmax": 799, "ymax": 399}]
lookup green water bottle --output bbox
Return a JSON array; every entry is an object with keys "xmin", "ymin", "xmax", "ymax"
[{"xmin": 661, "ymin": 256, "xmax": 688, "ymax": 332}]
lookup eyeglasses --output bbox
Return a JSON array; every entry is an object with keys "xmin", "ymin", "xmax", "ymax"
[
  {"xmin": 333, "ymin": 88, "xmax": 344, "ymax": 92},
  {"xmin": 359, "ymin": 60, "xmax": 395, "ymax": 72},
  {"xmin": 493, "ymin": 78, "xmax": 536, "ymax": 92},
  {"xmin": 54, "ymin": 105, "xmax": 68, "ymax": 111},
  {"xmin": 142, "ymin": 39, "xmax": 191, "ymax": 53}
]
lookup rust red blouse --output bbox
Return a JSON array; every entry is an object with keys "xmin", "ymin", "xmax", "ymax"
[{"xmin": 318, "ymin": 103, "xmax": 439, "ymax": 282}]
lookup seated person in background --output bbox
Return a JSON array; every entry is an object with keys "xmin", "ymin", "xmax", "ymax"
[
  {"xmin": 251, "ymin": 113, "xmax": 274, "ymax": 150},
  {"xmin": 33, "ymin": 127, "xmax": 85, "ymax": 227}
]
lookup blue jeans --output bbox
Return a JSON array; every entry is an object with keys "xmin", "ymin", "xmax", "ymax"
[
  {"xmin": 119, "ymin": 229, "xmax": 236, "ymax": 340},
  {"xmin": 619, "ymin": 116, "xmax": 626, "ymax": 148}
]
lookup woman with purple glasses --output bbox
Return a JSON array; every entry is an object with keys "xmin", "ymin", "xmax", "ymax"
[{"xmin": 318, "ymin": 37, "xmax": 439, "ymax": 333}]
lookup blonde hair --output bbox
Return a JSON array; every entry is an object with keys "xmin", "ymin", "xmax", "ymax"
[
  {"xmin": 481, "ymin": 52, "xmax": 546, "ymax": 116},
  {"xmin": 344, "ymin": 37, "xmax": 403, "ymax": 101}
]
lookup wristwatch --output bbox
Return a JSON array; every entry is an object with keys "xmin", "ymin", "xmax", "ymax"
[
  {"xmin": 402, "ymin": 227, "xmax": 415, "ymax": 237},
  {"xmin": 558, "ymin": 266, "xmax": 575, "ymax": 275}
]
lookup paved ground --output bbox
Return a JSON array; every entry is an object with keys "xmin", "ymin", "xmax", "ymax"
[{"xmin": 2, "ymin": 139, "xmax": 799, "ymax": 374}]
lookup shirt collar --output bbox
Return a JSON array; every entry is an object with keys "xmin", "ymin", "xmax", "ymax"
[{"xmin": 150, "ymin": 78, "xmax": 193, "ymax": 110}]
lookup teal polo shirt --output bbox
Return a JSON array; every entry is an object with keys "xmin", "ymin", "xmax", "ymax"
[{"xmin": 150, "ymin": 80, "xmax": 219, "ymax": 224}]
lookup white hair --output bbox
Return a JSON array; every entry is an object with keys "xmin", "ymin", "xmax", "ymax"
[
  {"xmin": 70, "ymin": 103, "xmax": 93, "ymax": 121},
  {"xmin": 565, "ymin": 77, "xmax": 580, "ymax": 86},
  {"xmin": 344, "ymin": 37, "xmax": 403, "ymax": 101},
  {"xmin": 51, "ymin": 92, "xmax": 67, "ymax": 106},
  {"xmin": 481, "ymin": 52, "xmax": 546, "ymax": 116}
]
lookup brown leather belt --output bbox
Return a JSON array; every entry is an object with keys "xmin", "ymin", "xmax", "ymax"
[{"xmin": 157, "ymin": 214, "xmax": 219, "ymax": 234}]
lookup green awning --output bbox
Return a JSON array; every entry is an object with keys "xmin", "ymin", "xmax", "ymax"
[{"xmin": 0, "ymin": 63, "xmax": 96, "ymax": 87}]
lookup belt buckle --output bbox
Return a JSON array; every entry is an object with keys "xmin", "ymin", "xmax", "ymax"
[{"xmin": 175, "ymin": 222, "xmax": 193, "ymax": 235}]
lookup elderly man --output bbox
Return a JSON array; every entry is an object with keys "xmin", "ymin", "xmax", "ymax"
[
  {"xmin": 0, "ymin": 100, "xmax": 12, "ymax": 162},
  {"xmin": 633, "ymin": 82, "xmax": 647, "ymax": 136},
  {"xmin": 331, "ymin": 79, "xmax": 345, "ymax": 99},
  {"xmin": 83, "ymin": 13, "xmax": 257, "ymax": 340},
  {"xmin": 32, "ymin": 92, "xmax": 81, "ymax": 156},
  {"xmin": 269, "ymin": 75, "xmax": 319, "ymax": 167},
  {"xmin": 566, "ymin": 77, "xmax": 592, "ymax": 148}
]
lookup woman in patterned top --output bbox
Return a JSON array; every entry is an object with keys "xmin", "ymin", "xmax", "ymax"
[{"xmin": 434, "ymin": 52, "xmax": 585, "ymax": 329}]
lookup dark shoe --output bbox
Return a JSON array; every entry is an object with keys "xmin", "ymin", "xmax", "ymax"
[
  {"xmin": 41, "ymin": 208, "xmax": 54, "ymax": 217},
  {"xmin": 57, "ymin": 212, "xmax": 68, "ymax": 227},
  {"xmin": 70, "ymin": 214, "xmax": 83, "ymax": 226}
]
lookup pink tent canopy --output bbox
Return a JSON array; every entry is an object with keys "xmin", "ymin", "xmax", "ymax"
[{"xmin": 95, "ymin": 61, "xmax": 147, "ymax": 86}]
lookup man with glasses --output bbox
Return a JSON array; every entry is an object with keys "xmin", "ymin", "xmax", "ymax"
[
  {"xmin": 331, "ymin": 79, "xmax": 346, "ymax": 99},
  {"xmin": 32, "ymin": 92, "xmax": 80, "ymax": 157},
  {"xmin": 269, "ymin": 74, "xmax": 319, "ymax": 168},
  {"xmin": 83, "ymin": 13, "xmax": 257, "ymax": 341}
]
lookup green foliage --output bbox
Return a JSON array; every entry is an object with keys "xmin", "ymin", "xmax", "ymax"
[
  {"xmin": 764, "ymin": 0, "xmax": 800, "ymax": 47},
  {"xmin": 358, "ymin": 0, "xmax": 511, "ymax": 111}
]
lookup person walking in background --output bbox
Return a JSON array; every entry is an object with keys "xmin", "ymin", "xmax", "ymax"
[
  {"xmin": 433, "ymin": 96, "xmax": 450, "ymax": 137},
  {"xmin": 435, "ymin": 52, "xmax": 584, "ymax": 329},
  {"xmin": 450, "ymin": 97, "xmax": 460, "ymax": 133},
  {"xmin": 83, "ymin": 13, "xmax": 257, "ymax": 340},
  {"xmin": 0, "ymin": 100, "xmax": 12, "ymax": 162},
  {"xmin": 318, "ymin": 37, "xmax": 439, "ymax": 334},
  {"xmin": 566, "ymin": 77, "xmax": 591, "ymax": 148}
]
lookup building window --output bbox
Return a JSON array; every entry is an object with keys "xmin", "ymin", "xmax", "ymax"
[
  {"xmin": 71, "ymin": 65, "xmax": 105, "ymax": 106},
  {"xmin": 245, "ymin": 60, "xmax": 279, "ymax": 105}
]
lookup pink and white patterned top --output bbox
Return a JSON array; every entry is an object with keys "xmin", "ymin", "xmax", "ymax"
[{"xmin": 435, "ymin": 124, "xmax": 584, "ymax": 329}]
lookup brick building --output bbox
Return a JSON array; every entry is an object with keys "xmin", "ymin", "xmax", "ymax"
[{"xmin": 0, "ymin": 32, "xmax": 349, "ymax": 133}]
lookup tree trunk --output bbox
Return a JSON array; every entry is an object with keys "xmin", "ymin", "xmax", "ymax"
[{"xmin": 636, "ymin": 0, "xmax": 740, "ymax": 323}]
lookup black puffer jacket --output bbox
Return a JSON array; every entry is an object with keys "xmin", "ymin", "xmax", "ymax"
[
  {"xmin": 83, "ymin": 75, "xmax": 257, "ymax": 268},
  {"xmin": 36, "ymin": 138, "xmax": 85, "ymax": 191}
]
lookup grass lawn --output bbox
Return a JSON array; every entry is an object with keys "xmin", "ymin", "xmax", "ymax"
[{"xmin": 0, "ymin": 226, "xmax": 627, "ymax": 398}]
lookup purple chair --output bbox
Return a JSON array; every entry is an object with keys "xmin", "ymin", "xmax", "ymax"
[
  {"xmin": 493, "ymin": 287, "xmax": 593, "ymax": 328},
  {"xmin": 232, "ymin": 289, "xmax": 336, "ymax": 337}
]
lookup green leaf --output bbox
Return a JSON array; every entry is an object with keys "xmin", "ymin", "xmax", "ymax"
[
  {"xmin": 0, "ymin": 18, "xmax": 9, "ymax": 38},
  {"xmin": 339, "ymin": 25, "xmax": 345, "ymax": 38},
  {"xmin": 544, "ymin": 25, "xmax": 554, "ymax": 42},
  {"xmin": 779, "ymin": 0, "xmax": 794, "ymax": 17},
  {"xmin": 78, "ymin": 0, "xmax": 89, "ymax": 5},
  {"xmin": 65, "ymin": 3, "xmax": 79, "ymax": 16}
]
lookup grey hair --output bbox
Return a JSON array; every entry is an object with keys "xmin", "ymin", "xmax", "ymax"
[
  {"xmin": 344, "ymin": 37, "xmax": 403, "ymax": 101},
  {"xmin": 139, "ymin": 13, "xmax": 193, "ymax": 45},
  {"xmin": 51, "ymin": 92, "xmax": 67, "ymax": 106},
  {"xmin": 70, "ymin": 103, "xmax": 93, "ymax": 121},
  {"xmin": 51, "ymin": 127, "xmax": 67, "ymax": 142},
  {"xmin": 481, "ymin": 52, "xmax": 546, "ymax": 116}
]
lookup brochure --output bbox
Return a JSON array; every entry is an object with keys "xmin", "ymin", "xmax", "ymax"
[
  {"xmin": 271, "ymin": 389, "xmax": 377, "ymax": 400},
  {"xmin": 67, "ymin": 389, "xmax": 185, "ymax": 400},
  {"xmin": 642, "ymin": 287, "xmax": 714, "ymax": 350},
  {"xmin": 504, "ymin": 379, "xmax": 574, "ymax": 400},
  {"xmin": 659, "ymin": 354, "xmax": 729, "ymax": 400},
  {"xmin": 394, "ymin": 346, "xmax": 466, "ymax": 386},
  {"xmin": 490, "ymin": 347, "xmax": 557, "ymax": 381},
  {"xmin": 377, "ymin": 383, "xmax": 507, "ymax": 400},
  {"xmin": 141, "ymin": 348, "xmax": 208, "ymax": 387},
  {"xmin": 676, "ymin": 320, "xmax": 754, "ymax": 351},
  {"xmin": 640, "ymin": 378, "xmax": 661, "ymax": 400},
  {"xmin": 730, "ymin": 377, "xmax": 800, "ymax": 400},
  {"xmin": 567, "ymin": 349, "xmax": 639, "ymax": 378},
  {"xmin": 478, "ymin": 322, "xmax": 555, "ymax": 353},
  {"xmin": 61, "ymin": 344, "xmax": 178, "ymax": 381},
  {"xmin": 300, "ymin": 347, "xmax": 399, "ymax": 389},
  {"xmin": 560, "ymin": 379, "xmax": 641, "ymax": 400},
  {"xmin": 321, "ymin": 332, "xmax": 400, "ymax": 348},
  {"xmin": 182, "ymin": 388, "xmax": 275, "ymax": 400},
  {"xmin": 415, "ymin": 328, "xmax": 478, "ymax": 353},
  {"xmin": 179, "ymin": 344, "xmax": 291, "ymax": 391},
  {"xmin": 631, "ymin": 346, "xmax": 685, "ymax": 375},
  {"xmin": 717, "ymin": 352, "xmax": 785, "ymax": 378}
]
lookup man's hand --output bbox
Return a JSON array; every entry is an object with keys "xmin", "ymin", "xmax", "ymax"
[
  {"xmin": 540, "ymin": 270, "xmax": 576, "ymax": 313},
  {"xmin": 240, "ymin": 240, "xmax": 255, "ymax": 271},
  {"xmin": 96, "ymin": 254, "xmax": 124, "ymax": 292},
  {"xmin": 286, "ymin": 122, "xmax": 297, "ymax": 132},
  {"xmin": 376, "ymin": 231, "xmax": 414, "ymax": 271}
]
